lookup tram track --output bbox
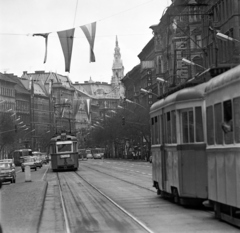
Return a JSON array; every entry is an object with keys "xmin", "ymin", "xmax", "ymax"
[
  {"xmin": 55, "ymin": 171, "xmax": 154, "ymax": 233},
  {"xmin": 81, "ymin": 162, "xmax": 215, "ymax": 215},
  {"xmin": 82, "ymin": 163, "xmax": 156, "ymax": 193}
]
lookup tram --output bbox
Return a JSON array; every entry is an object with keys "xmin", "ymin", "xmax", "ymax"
[
  {"xmin": 205, "ymin": 65, "xmax": 240, "ymax": 227},
  {"xmin": 150, "ymin": 82, "xmax": 208, "ymax": 205},
  {"xmin": 49, "ymin": 131, "xmax": 79, "ymax": 171},
  {"xmin": 150, "ymin": 65, "xmax": 240, "ymax": 227}
]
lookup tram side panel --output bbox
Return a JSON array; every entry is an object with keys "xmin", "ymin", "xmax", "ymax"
[{"xmin": 178, "ymin": 144, "xmax": 207, "ymax": 199}]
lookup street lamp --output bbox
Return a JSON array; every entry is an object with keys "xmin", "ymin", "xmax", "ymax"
[
  {"xmin": 117, "ymin": 105, "xmax": 134, "ymax": 114},
  {"xmin": 216, "ymin": 32, "xmax": 240, "ymax": 43},
  {"xmin": 182, "ymin": 58, "xmax": 206, "ymax": 70},
  {"xmin": 0, "ymin": 100, "xmax": 6, "ymax": 104},
  {"xmin": 140, "ymin": 88, "xmax": 158, "ymax": 97},
  {"xmin": 156, "ymin": 77, "xmax": 167, "ymax": 83},
  {"xmin": 6, "ymin": 108, "xmax": 12, "ymax": 112},
  {"xmin": 126, "ymin": 98, "xmax": 143, "ymax": 108},
  {"xmin": 125, "ymin": 98, "xmax": 146, "ymax": 110}
]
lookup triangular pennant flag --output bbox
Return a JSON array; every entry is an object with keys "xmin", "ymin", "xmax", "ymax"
[
  {"xmin": 57, "ymin": 28, "xmax": 75, "ymax": 72},
  {"xmin": 80, "ymin": 22, "xmax": 96, "ymax": 62},
  {"xmin": 33, "ymin": 33, "xmax": 50, "ymax": 63},
  {"xmin": 29, "ymin": 76, "xmax": 34, "ymax": 97},
  {"xmin": 84, "ymin": 99, "xmax": 92, "ymax": 121}
]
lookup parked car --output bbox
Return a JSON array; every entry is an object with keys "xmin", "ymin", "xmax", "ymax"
[
  {"xmin": 33, "ymin": 156, "xmax": 43, "ymax": 168},
  {"xmin": 21, "ymin": 157, "xmax": 37, "ymax": 172},
  {"xmin": 0, "ymin": 159, "xmax": 15, "ymax": 168},
  {"xmin": 0, "ymin": 162, "xmax": 16, "ymax": 183},
  {"xmin": 86, "ymin": 153, "xmax": 93, "ymax": 159},
  {"xmin": 93, "ymin": 153, "xmax": 102, "ymax": 159}
]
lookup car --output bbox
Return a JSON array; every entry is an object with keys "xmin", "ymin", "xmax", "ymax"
[
  {"xmin": 0, "ymin": 159, "xmax": 15, "ymax": 168},
  {"xmin": 93, "ymin": 153, "xmax": 102, "ymax": 159},
  {"xmin": 21, "ymin": 157, "xmax": 37, "ymax": 172},
  {"xmin": 0, "ymin": 162, "xmax": 16, "ymax": 183},
  {"xmin": 33, "ymin": 156, "xmax": 43, "ymax": 168},
  {"xmin": 86, "ymin": 153, "xmax": 93, "ymax": 159}
]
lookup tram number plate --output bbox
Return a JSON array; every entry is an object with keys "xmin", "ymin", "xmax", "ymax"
[{"xmin": 60, "ymin": 154, "xmax": 70, "ymax": 159}]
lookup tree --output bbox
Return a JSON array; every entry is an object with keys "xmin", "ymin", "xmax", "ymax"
[{"xmin": 89, "ymin": 104, "xmax": 151, "ymax": 159}]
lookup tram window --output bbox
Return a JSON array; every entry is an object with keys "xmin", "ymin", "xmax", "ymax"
[
  {"xmin": 166, "ymin": 112, "xmax": 171, "ymax": 143},
  {"xmin": 207, "ymin": 106, "xmax": 214, "ymax": 145},
  {"xmin": 182, "ymin": 112, "xmax": 189, "ymax": 143},
  {"xmin": 155, "ymin": 116, "xmax": 159, "ymax": 144},
  {"xmin": 189, "ymin": 111, "xmax": 194, "ymax": 143},
  {"xmin": 73, "ymin": 142, "xmax": 77, "ymax": 152},
  {"xmin": 171, "ymin": 110, "xmax": 176, "ymax": 143},
  {"xmin": 57, "ymin": 143, "xmax": 72, "ymax": 153},
  {"xmin": 233, "ymin": 97, "xmax": 240, "ymax": 143},
  {"xmin": 214, "ymin": 103, "xmax": 223, "ymax": 144},
  {"xmin": 160, "ymin": 115, "xmax": 163, "ymax": 144},
  {"xmin": 151, "ymin": 117, "xmax": 155, "ymax": 144},
  {"xmin": 223, "ymin": 100, "xmax": 233, "ymax": 144},
  {"xmin": 195, "ymin": 107, "xmax": 204, "ymax": 142}
]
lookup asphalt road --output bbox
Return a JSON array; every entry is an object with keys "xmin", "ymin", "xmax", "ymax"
[{"xmin": 38, "ymin": 159, "xmax": 240, "ymax": 233}]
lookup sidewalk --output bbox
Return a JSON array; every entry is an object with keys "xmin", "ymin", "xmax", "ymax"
[{"xmin": 1, "ymin": 181, "xmax": 47, "ymax": 233}]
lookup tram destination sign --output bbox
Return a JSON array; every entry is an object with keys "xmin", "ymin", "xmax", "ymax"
[{"xmin": 60, "ymin": 154, "xmax": 70, "ymax": 158}]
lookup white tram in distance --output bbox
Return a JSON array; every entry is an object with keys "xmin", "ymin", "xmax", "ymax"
[
  {"xmin": 150, "ymin": 65, "xmax": 240, "ymax": 227},
  {"xmin": 49, "ymin": 131, "xmax": 79, "ymax": 171}
]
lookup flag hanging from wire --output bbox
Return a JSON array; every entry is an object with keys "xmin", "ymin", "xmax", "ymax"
[
  {"xmin": 33, "ymin": 33, "xmax": 50, "ymax": 63},
  {"xmin": 84, "ymin": 99, "xmax": 92, "ymax": 121},
  {"xmin": 80, "ymin": 22, "xmax": 96, "ymax": 62},
  {"xmin": 29, "ymin": 76, "xmax": 34, "ymax": 97},
  {"xmin": 57, "ymin": 28, "xmax": 75, "ymax": 72}
]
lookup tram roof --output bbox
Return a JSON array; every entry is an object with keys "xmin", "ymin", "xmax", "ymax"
[
  {"xmin": 50, "ymin": 134, "xmax": 77, "ymax": 142},
  {"xmin": 205, "ymin": 65, "xmax": 240, "ymax": 94},
  {"xmin": 150, "ymin": 82, "xmax": 207, "ymax": 113}
]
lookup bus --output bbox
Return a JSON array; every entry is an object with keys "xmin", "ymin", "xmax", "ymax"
[
  {"xmin": 13, "ymin": 149, "xmax": 32, "ymax": 166},
  {"xmin": 49, "ymin": 131, "xmax": 79, "ymax": 171}
]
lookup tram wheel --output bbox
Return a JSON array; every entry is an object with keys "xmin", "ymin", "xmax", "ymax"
[{"xmin": 173, "ymin": 188, "xmax": 180, "ymax": 204}]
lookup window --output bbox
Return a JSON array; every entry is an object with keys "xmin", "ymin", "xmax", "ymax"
[
  {"xmin": 195, "ymin": 107, "xmax": 204, "ymax": 142},
  {"xmin": 181, "ymin": 109, "xmax": 194, "ymax": 143},
  {"xmin": 223, "ymin": 100, "xmax": 233, "ymax": 144},
  {"xmin": 207, "ymin": 106, "xmax": 214, "ymax": 145},
  {"xmin": 57, "ymin": 143, "xmax": 72, "ymax": 153},
  {"xmin": 233, "ymin": 97, "xmax": 240, "ymax": 143},
  {"xmin": 171, "ymin": 110, "xmax": 176, "ymax": 143},
  {"xmin": 166, "ymin": 112, "xmax": 171, "ymax": 143},
  {"xmin": 155, "ymin": 116, "xmax": 159, "ymax": 144},
  {"xmin": 214, "ymin": 103, "xmax": 223, "ymax": 144},
  {"xmin": 151, "ymin": 117, "xmax": 155, "ymax": 144}
]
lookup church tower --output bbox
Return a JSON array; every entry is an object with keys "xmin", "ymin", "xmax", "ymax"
[{"xmin": 111, "ymin": 36, "xmax": 125, "ymax": 98}]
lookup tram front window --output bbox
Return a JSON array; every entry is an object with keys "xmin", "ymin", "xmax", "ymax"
[{"xmin": 57, "ymin": 143, "xmax": 72, "ymax": 153}]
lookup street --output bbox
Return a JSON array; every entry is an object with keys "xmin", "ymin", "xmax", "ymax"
[{"xmin": 37, "ymin": 159, "xmax": 239, "ymax": 233}]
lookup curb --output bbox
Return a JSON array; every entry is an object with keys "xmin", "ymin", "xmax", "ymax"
[{"xmin": 36, "ymin": 181, "xmax": 48, "ymax": 233}]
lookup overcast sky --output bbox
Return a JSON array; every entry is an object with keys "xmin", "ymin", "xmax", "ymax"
[{"xmin": 0, "ymin": 0, "xmax": 170, "ymax": 84}]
